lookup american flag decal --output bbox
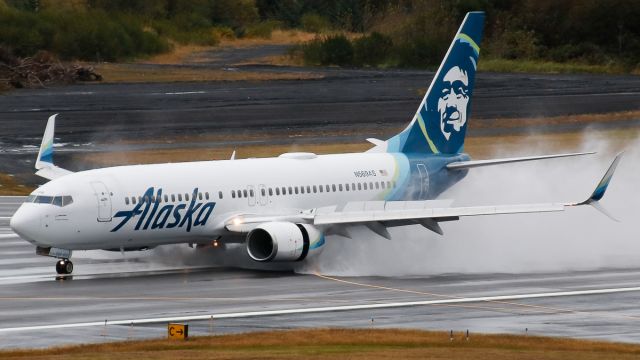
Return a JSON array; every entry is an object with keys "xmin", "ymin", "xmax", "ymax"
[{"xmin": 379, "ymin": 169, "xmax": 388, "ymax": 176}]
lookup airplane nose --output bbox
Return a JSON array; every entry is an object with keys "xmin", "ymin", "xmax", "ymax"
[{"xmin": 10, "ymin": 205, "xmax": 39, "ymax": 242}]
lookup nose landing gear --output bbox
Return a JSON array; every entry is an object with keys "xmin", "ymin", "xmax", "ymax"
[{"xmin": 55, "ymin": 259, "xmax": 74, "ymax": 275}]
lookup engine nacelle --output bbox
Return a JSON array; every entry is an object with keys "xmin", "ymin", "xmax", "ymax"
[{"xmin": 246, "ymin": 222, "xmax": 325, "ymax": 262}]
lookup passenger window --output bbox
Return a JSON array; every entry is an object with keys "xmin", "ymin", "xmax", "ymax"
[
  {"xmin": 132, "ymin": 197, "xmax": 137, "ymax": 205},
  {"xmin": 275, "ymin": 187, "xmax": 280, "ymax": 196},
  {"xmin": 207, "ymin": 192, "xmax": 211, "ymax": 200},
  {"xmin": 249, "ymin": 189, "xmax": 254, "ymax": 197},
  {"xmin": 185, "ymin": 194, "xmax": 190, "ymax": 201},
  {"xmin": 261, "ymin": 188, "xmax": 266, "ymax": 196},
  {"xmin": 326, "ymin": 185, "xmax": 330, "ymax": 192},
  {"xmin": 345, "ymin": 184, "xmax": 350, "ymax": 191},
  {"xmin": 268, "ymin": 188, "xmax": 273, "ymax": 196},
  {"xmin": 369, "ymin": 182, "xmax": 374, "ymax": 189},
  {"xmin": 319, "ymin": 185, "xmax": 323, "ymax": 193},
  {"xmin": 295, "ymin": 187, "xmax": 299, "ymax": 194},
  {"xmin": 338, "ymin": 184, "xmax": 343, "ymax": 191},
  {"xmin": 178, "ymin": 194, "xmax": 183, "ymax": 201},
  {"xmin": 363, "ymin": 183, "xmax": 368, "ymax": 190},
  {"xmin": 332, "ymin": 184, "xmax": 336, "ymax": 192},
  {"xmin": 375, "ymin": 182, "xmax": 380, "ymax": 189},
  {"xmin": 125, "ymin": 197, "xmax": 130, "ymax": 205},
  {"xmin": 170, "ymin": 194, "xmax": 175, "ymax": 202},
  {"xmin": 288, "ymin": 186, "xmax": 292, "ymax": 195},
  {"xmin": 300, "ymin": 186, "xmax": 305, "ymax": 194},
  {"xmin": 199, "ymin": 193, "xmax": 203, "ymax": 201},
  {"xmin": 306, "ymin": 186, "xmax": 311, "ymax": 193},
  {"xmin": 243, "ymin": 189, "xmax": 248, "ymax": 197},
  {"xmin": 387, "ymin": 181, "xmax": 391, "ymax": 188},
  {"xmin": 381, "ymin": 182, "xmax": 386, "ymax": 189},
  {"xmin": 232, "ymin": 190, "xmax": 236, "ymax": 198},
  {"xmin": 357, "ymin": 183, "xmax": 362, "ymax": 190},
  {"xmin": 217, "ymin": 191, "xmax": 221, "ymax": 199},
  {"xmin": 164, "ymin": 195, "xmax": 169, "ymax": 202},
  {"xmin": 313, "ymin": 185, "xmax": 317, "ymax": 193}
]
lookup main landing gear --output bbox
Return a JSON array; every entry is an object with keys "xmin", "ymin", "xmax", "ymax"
[{"xmin": 55, "ymin": 259, "xmax": 74, "ymax": 275}]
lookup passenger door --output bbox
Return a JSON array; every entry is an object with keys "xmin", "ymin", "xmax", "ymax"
[
  {"xmin": 90, "ymin": 181, "xmax": 112, "ymax": 222},
  {"xmin": 247, "ymin": 185, "xmax": 256, "ymax": 207}
]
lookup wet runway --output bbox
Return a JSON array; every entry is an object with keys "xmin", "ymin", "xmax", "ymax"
[{"xmin": 1, "ymin": 199, "xmax": 640, "ymax": 349}]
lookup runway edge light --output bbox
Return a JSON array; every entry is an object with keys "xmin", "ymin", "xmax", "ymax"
[{"xmin": 168, "ymin": 323, "xmax": 188, "ymax": 340}]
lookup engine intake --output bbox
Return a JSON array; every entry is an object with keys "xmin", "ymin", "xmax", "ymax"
[{"xmin": 246, "ymin": 222, "xmax": 324, "ymax": 262}]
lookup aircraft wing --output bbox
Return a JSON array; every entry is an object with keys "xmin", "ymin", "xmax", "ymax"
[
  {"xmin": 35, "ymin": 114, "xmax": 74, "ymax": 180},
  {"xmin": 225, "ymin": 153, "xmax": 622, "ymax": 236},
  {"xmin": 446, "ymin": 152, "xmax": 594, "ymax": 170}
]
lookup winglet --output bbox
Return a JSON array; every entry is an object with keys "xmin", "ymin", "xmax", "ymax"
[
  {"xmin": 34, "ymin": 114, "xmax": 73, "ymax": 180},
  {"xmin": 35, "ymin": 114, "xmax": 57, "ymax": 170},
  {"xmin": 567, "ymin": 152, "xmax": 623, "ymax": 221},
  {"xmin": 585, "ymin": 152, "xmax": 623, "ymax": 203}
]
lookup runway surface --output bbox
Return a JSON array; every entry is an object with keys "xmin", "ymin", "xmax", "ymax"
[{"xmin": 0, "ymin": 199, "xmax": 639, "ymax": 349}]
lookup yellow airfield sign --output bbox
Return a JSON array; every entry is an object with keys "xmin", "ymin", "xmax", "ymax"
[{"xmin": 168, "ymin": 323, "xmax": 188, "ymax": 340}]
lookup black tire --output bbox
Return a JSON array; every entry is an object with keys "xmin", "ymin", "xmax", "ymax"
[
  {"xmin": 64, "ymin": 261, "xmax": 74, "ymax": 274},
  {"xmin": 55, "ymin": 260, "xmax": 65, "ymax": 274}
]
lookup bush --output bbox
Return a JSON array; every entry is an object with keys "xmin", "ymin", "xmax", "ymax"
[
  {"xmin": 300, "ymin": 13, "xmax": 331, "ymax": 33},
  {"xmin": 298, "ymin": 38, "xmax": 322, "ymax": 65},
  {"xmin": 0, "ymin": 7, "xmax": 169, "ymax": 61},
  {"xmin": 244, "ymin": 20, "xmax": 282, "ymax": 39},
  {"xmin": 319, "ymin": 35, "xmax": 354, "ymax": 66},
  {"xmin": 353, "ymin": 32, "xmax": 393, "ymax": 66},
  {"xmin": 488, "ymin": 29, "xmax": 540, "ymax": 60}
]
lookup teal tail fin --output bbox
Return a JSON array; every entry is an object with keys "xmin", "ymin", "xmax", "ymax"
[{"xmin": 387, "ymin": 11, "xmax": 485, "ymax": 155}]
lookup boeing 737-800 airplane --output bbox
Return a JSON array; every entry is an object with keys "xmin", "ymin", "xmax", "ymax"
[{"xmin": 10, "ymin": 12, "xmax": 621, "ymax": 275}]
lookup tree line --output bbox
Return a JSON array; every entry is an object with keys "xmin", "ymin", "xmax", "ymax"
[{"xmin": 1, "ymin": 0, "xmax": 639, "ymax": 70}]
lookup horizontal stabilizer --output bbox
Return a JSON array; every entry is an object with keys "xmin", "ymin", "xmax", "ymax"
[{"xmin": 446, "ymin": 152, "xmax": 594, "ymax": 170}]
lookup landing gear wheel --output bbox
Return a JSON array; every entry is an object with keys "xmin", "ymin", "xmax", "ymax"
[{"xmin": 55, "ymin": 259, "xmax": 74, "ymax": 275}]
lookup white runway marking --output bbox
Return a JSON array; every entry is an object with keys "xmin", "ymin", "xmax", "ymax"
[
  {"xmin": 162, "ymin": 91, "xmax": 206, "ymax": 95},
  {"xmin": 1, "ymin": 286, "xmax": 639, "ymax": 333}
]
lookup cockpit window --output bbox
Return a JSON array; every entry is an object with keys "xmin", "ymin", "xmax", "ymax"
[
  {"xmin": 25, "ymin": 195, "xmax": 73, "ymax": 207},
  {"xmin": 62, "ymin": 196, "xmax": 73, "ymax": 206},
  {"xmin": 52, "ymin": 196, "xmax": 63, "ymax": 207},
  {"xmin": 35, "ymin": 196, "xmax": 53, "ymax": 204}
]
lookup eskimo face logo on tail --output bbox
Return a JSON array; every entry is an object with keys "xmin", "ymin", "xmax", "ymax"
[
  {"xmin": 438, "ymin": 66, "xmax": 469, "ymax": 140},
  {"xmin": 111, "ymin": 187, "xmax": 216, "ymax": 232},
  {"xmin": 422, "ymin": 33, "xmax": 479, "ymax": 153}
]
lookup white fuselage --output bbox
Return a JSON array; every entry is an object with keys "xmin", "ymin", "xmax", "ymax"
[{"xmin": 11, "ymin": 152, "xmax": 413, "ymax": 251}]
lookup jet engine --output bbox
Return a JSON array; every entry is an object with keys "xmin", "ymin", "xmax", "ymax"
[{"xmin": 246, "ymin": 222, "xmax": 325, "ymax": 262}]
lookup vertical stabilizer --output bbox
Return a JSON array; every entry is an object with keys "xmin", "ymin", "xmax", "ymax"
[{"xmin": 387, "ymin": 11, "xmax": 485, "ymax": 155}]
